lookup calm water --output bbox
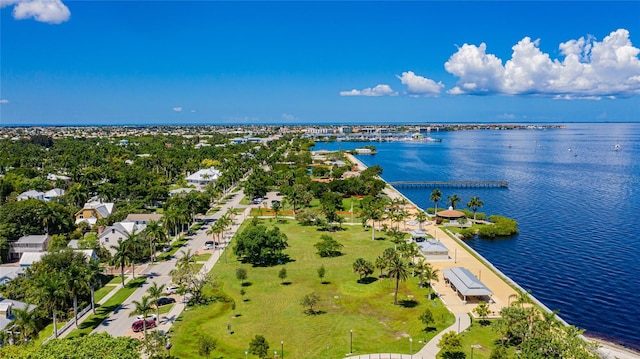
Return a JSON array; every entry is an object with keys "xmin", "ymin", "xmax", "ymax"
[{"xmin": 313, "ymin": 123, "xmax": 640, "ymax": 350}]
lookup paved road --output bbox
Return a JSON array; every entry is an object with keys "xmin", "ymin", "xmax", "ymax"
[{"xmin": 91, "ymin": 189, "xmax": 248, "ymax": 338}]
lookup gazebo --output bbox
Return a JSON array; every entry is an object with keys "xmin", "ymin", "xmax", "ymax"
[
  {"xmin": 417, "ymin": 238, "xmax": 449, "ymax": 260},
  {"xmin": 410, "ymin": 229, "xmax": 428, "ymax": 242},
  {"xmin": 436, "ymin": 207, "xmax": 465, "ymax": 219},
  {"xmin": 442, "ymin": 267, "xmax": 492, "ymax": 304}
]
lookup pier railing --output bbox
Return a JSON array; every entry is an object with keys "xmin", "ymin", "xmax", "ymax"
[{"xmin": 387, "ymin": 181, "xmax": 508, "ymax": 189}]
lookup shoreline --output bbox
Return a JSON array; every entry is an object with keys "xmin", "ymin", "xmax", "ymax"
[{"xmin": 344, "ymin": 152, "xmax": 640, "ymax": 358}]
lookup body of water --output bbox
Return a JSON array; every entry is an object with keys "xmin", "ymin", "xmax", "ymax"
[{"xmin": 312, "ymin": 123, "xmax": 640, "ymax": 350}]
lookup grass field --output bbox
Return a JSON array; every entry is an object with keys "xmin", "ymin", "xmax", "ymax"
[{"xmin": 169, "ymin": 219, "xmax": 455, "ymax": 358}]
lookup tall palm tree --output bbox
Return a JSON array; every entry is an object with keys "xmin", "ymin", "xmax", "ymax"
[
  {"xmin": 509, "ymin": 288, "xmax": 533, "ymax": 307},
  {"xmin": 145, "ymin": 220, "xmax": 167, "ymax": 262},
  {"xmin": 124, "ymin": 229, "xmax": 142, "ymax": 278},
  {"xmin": 467, "ymin": 196, "xmax": 484, "ymax": 221},
  {"xmin": 111, "ymin": 239, "xmax": 134, "ymax": 286},
  {"xmin": 147, "ymin": 282, "xmax": 166, "ymax": 322},
  {"xmin": 85, "ymin": 258, "xmax": 103, "ymax": 315},
  {"xmin": 129, "ymin": 295, "xmax": 155, "ymax": 341},
  {"xmin": 176, "ymin": 248, "xmax": 196, "ymax": 268},
  {"xmin": 415, "ymin": 211, "xmax": 428, "ymax": 230},
  {"xmin": 446, "ymin": 193, "xmax": 462, "ymax": 210},
  {"xmin": 430, "ymin": 189, "xmax": 442, "ymax": 215},
  {"xmin": 34, "ymin": 273, "xmax": 66, "ymax": 338},
  {"xmin": 421, "ymin": 263, "xmax": 440, "ymax": 300},
  {"xmin": 66, "ymin": 259, "xmax": 89, "ymax": 328},
  {"xmin": 387, "ymin": 257, "xmax": 409, "ymax": 305}
]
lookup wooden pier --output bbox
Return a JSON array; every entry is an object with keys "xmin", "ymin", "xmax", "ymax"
[{"xmin": 388, "ymin": 181, "xmax": 508, "ymax": 189}]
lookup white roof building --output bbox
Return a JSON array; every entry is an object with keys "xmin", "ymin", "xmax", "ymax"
[
  {"xmin": 99, "ymin": 222, "xmax": 147, "ymax": 255},
  {"xmin": 44, "ymin": 188, "xmax": 65, "ymax": 201},
  {"xmin": 17, "ymin": 190, "xmax": 44, "ymax": 201},
  {"xmin": 186, "ymin": 167, "xmax": 221, "ymax": 187}
]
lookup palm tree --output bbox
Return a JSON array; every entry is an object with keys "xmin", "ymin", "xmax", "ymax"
[
  {"xmin": 415, "ymin": 211, "xmax": 428, "ymax": 230},
  {"xmin": 467, "ymin": 196, "xmax": 484, "ymax": 221},
  {"xmin": 176, "ymin": 248, "xmax": 196, "ymax": 268},
  {"xmin": 147, "ymin": 282, "xmax": 166, "ymax": 322},
  {"xmin": 111, "ymin": 239, "xmax": 134, "ymax": 286},
  {"xmin": 446, "ymin": 193, "xmax": 462, "ymax": 210},
  {"xmin": 145, "ymin": 220, "xmax": 167, "ymax": 262},
  {"xmin": 430, "ymin": 189, "xmax": 442, "ymax": 215},
  {"xmin": 85, "ymin": 258, "xmax": 103, "ymax": 315},
  {"xmin": 387, "ymin": 257, "xmax": 409, "ymax": 305},
  {"xmin": 66, "ymin": 259, "xmax": 89, "ymax": 328},
  {"xmin": 124, "ymin": 229, "xmax": 142, "ymax": 278},
  {"xmin": 421, "ymin": 263, "xmax": 440, "ymax": 300},
  {"xmin": 129, "ymin": 296, "xmax": 155, "ymax": 341},
  {"xmin": 509, "ymin": 288, "xmax": 533, "ymax": 307},
  {"xmin": 34, "ymin": 273, "xmax": 66, "ymax": 338},
  {"xmin": 375, "ymin": 255, "xmax": 387, "ymax": 277},
  {"xmin": 10, "ymin": 306, "xmax": 39, "ymax": 344}
]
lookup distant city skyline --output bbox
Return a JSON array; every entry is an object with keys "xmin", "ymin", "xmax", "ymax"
[{"xmin": 1, "ymin": 1, "xmax": 639, "ymax": 126}]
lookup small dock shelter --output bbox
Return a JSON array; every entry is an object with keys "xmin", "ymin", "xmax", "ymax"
[
  {"xmin": 417, "ymin": 238, "xmax": 449, "ymax": 260},
  {"xmin": 443, "ymin": 267, "xmax": 492, "ymax": 304},
  {"xmin": 410, "ymin": 229, "xmax": 428, "ymax": 242}
]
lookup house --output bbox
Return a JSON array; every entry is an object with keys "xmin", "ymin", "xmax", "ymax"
[
  {"xmin": 43, "ymin": 188, "xmax": 65, "ymax": 201},
  {"xmin": 0, "ymin": 267, "xmax": 24, "ymax": 285},
  {"xmin": 0, "ymin": 298, "xmax": 36, "ymax": 332},
  {"xmin": 185, "ymin": 167, "xmax": 221, "ymax": 187},
  {"xmin": 169, "ymin": 187, "xmax": 204, "ymax": 197},
  {"xmin": 16, "ymin": 190, "xmax": 44, "ymax": 201},
  {"xmin": 99, "ymin": 222, "xmax": 147, "ymax": 255},
  {"xmin": 47, "ymin": 173, "xmax": 71, "ymax": 185},
  {"xmin": 9, "ymin": 234, "xmax": 51, "ymax": 260},
  {"xmin": 19, "ymin": 250, "xmax": 98, "ymax": 268},
  {"xmin": 125, "ymin": 213, "xmax": 163, "ymax": 225},
  {"xmin": 75, "ymin": 201, "xmax": 115, "ymax": 226}
]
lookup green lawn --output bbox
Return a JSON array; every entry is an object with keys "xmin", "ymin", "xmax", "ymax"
[
  {"xmin": 65, "ymin": 277, "xmax": 147, "ymax": 339},
  {"xmin": 169, "ymin": 220, "xmax": 455, "ymax": 358},
  {"xmin": 193, "ymin": 253, "xmax": 212, "ymax": 262},
  {"xmin": 450, "ymin": 320, "xmax": 505, "ymax": 359},
  {"xmin": 94, "ymin": 285, "xmax": 117, "ymax": 303}
]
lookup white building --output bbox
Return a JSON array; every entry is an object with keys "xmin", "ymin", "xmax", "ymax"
[
  {"xmin": 186, "ymin": 167, "xmax": 221, "ymax": 187},
  {"xmin": 99, "ymin": 222, "xmax": 147, "ymax": 255}
]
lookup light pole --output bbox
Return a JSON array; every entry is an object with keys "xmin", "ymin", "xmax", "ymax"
[
  {"xmin": 326, "ymin": 345, "xmax": 329, "ymax": 358},
  {"xmin": 244, "ymin": 349, "xmax": 248, "ymax": 359},
  {"xmin": 409, "ymin": 337, "xmax": 413, "ymax": 358},
  {"xmin": 349, "ymin": 329, "xmax": 353, "ymax": 354},
  {"xmin": 274, "ymin": 350, "xmax": 278, "ymax": 358},
  {"xmin": 471, "ymin": 344, "xmax": 482, "ymax": 359},
  {"xmin": 281, "ymin": 340, "xmax": 284, "ymax": 359}
]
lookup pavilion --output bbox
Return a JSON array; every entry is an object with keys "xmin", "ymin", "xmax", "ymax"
[{"xmin": 442, "ymin": 267, "xmax": 492, "ymax": 304}]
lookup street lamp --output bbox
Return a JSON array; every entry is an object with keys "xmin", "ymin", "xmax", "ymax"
[
  {"xmin": 274, "ymin": 350, "xmax": 278, "ymax": 358},
  {"xmin": 409, "ymin": 337, "xmax": 413, "ymax": 357},
  {"xmin": 244, "ymin": 349, "xmax": 248, "ymax": 359},
  {"xmin": 326, "ymin": 345, "xmax": 330, "ymax": 358},
  {"xmin": 281, "ymin": 340, "xmax": 284, "ymax": 359},
  {"xmin": 471, "ymin": 344, "xmax": 482, "ymax": 359},
  {"xmin": 349, "ymin": 329, "xmax": 353, "ymax": 354}
]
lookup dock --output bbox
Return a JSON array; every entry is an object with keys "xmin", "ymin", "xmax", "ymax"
[{"xmin": 388, "ymin": 180, "xmax": 508, "ymax": 189}]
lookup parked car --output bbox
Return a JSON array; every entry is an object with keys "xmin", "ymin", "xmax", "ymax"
[
  {"xmin": 156, "ymin": 297, "xmax": 176, "ymax": 306},
  {"xmin": 136, "ymin": 314, "xmax": 157, "ymax": 321},
  {"xmin": 165, "ymin": 284, "xmax": 180, "ymax": 294},
  {"xmin": 132, "ymin": 318, "xmax": 156, "ymax": 332},
  {"xmin": 204, "ymin": 241, "xmax": 215, "ymax": 250},
  {"xmin": 161, "ymin": 244, "xmax": 172, "ymax": 252}
]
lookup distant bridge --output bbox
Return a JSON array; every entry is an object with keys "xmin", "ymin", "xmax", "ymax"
[{"xmin": 388, "ymin": 181, "xmax": 509, "ymax": 189}]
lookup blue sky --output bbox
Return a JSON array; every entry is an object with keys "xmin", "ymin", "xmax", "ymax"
[{"xmin": 1, "ymin": 1, "xmax": 639, "ymax": 125}]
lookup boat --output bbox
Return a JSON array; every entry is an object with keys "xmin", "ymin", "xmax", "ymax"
[{"xmin": 615, "ymin": 144, "xmax": 621, "ymax": 151}]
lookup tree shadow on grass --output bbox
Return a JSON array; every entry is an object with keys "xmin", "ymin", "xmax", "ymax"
[
  {"xmin": 374, "ymin": 236, "xmax": 387, "ymax": 241},
  {"xmin": 357, "ymin": 277, "xmax": 378, "ymax": 284},
  {"xmin": 241, "ymin": 282, "xmax": 252, "ymax": 287},
  {"xmin": 398, "ymin": 300, "xmax": 419, "ymax": 308},
  {"xmin": 303, "ymin": 309, "xmax": 327, "ymax": 316},
  {"xmin": 281, "ymin": 281, "xmax": 292, "ymax": 286},
  {"xmin": 424, "ymin": 326, "xmax": 437, "ymax": 332},
  {"xmin": 321, "ymin": 281, "xmax": 331, "ymax": 285}
]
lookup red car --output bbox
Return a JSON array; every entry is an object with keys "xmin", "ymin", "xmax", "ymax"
[{"xmin": 132, "ymin": 318, "xmax": 156, "ymax": 332}]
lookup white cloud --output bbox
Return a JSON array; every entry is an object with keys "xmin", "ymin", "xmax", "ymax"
[
  {"xmin": 282, "ymin": 113, "xmax": 297, "ymax": 121},
  {"xmin": 172, "ymin": 107, "xmax": 183, "ymax": 112},
  {"xmin": 397, "ymin": 71, "xmax": 444, "ymax": 97},
  {"xmin": 498, "ymin": 113, "xmax": 516, "ymax": 120},
  {"xmin": 339, "ymin": 84, "xmax": 397, "ymax": 97},
  {"xmin": 444, "ymin": 29, "xmax": 640, "ymax": 99},
  {"xmin": 9, "ymin": 0, "xmax": 70, "ymax": 24},
  {"xmin": 0, "ymin": 99, "xmax": 9, "ymax": 104},
  {"xmin": 191, "ymin": 109, "xmax": 197, "ymax": 113}
]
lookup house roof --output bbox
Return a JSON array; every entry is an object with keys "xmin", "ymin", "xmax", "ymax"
[
  {"xmin": 125, "ymin": 213, "xmax": 163, "ymax": 222},
  {"xmin": 186, "ymin": 167, "xmax": 221, "ymax": 182},
  {"xmin": 17, "ymin": 190, "xmax": 44, "ymax": 200},
  {"xmin": 16, "ymin": 234, "xmax": 50, "ymax": 245},
  {"xmin": 78, "ymin": 201, "xmax": 115, "ymax": 218},
  {"xmin": 0, "ymin": 267, "xmax": 24, "ymax": 284},
  {"xmin": 0, "ymin": 299, "xmax": 35, "ymax": 331},
  {"xmin": 99, "ymin": 221, "xmax": 146, "ymax": 239},
  {"xmin": 442, "ymin": 267, "xmax": 492, "ymax": 297},
  {"xmin": 410, "ymin": 229, "xmax": 428, "ymax": 238},
  {"xmin": 44, "ymin": 188, "xmax": 65, "ymax": 197},
  {"xmin": 19, "ymin": 252, "xmax": 47, "ymax": 266}
]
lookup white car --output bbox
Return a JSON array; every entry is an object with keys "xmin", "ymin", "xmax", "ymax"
[
  {"xmin": 165, "ymin": 285, "xmax": 180, "ymax": 294},
  {"xmin": 204, "ymin": 241, "xmax": 215, "ymax": 250},
  {"xmin": 136, "ymin": 314, "xmax": 158, "ymax": 321}
]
